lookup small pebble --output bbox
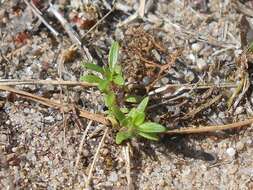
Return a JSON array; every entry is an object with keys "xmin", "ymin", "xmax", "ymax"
[
  {"xmin": 46, "ymin": 84, "xmax": 55, "ymax": 91},
  {"xmin": 234, "ymin": 106, "xmax": 244, "ymax": 115},
  {"xmin": 184, "ymin": 70, "xmax": 195, "ymax": 82},
  {"xmin": 187, "ymin": 53, "xmax": 196, "ymax": 62},
  {"xmin": 161, "ymin": 77, "xmax": 169, "ymax": 85},
  {"xmin": 108, "ymin": 171, "xmax": 118, "ymax": 182},
  {"xmin": 23, "ymin": 108, "xmax": 30, "ymax": 114},
  {"xmin": 218, "ymin": 112, "xmax": 225, "ymax": 119},
  {"xmin": 236, "ymin": 142, "xmax": 244, "ymax": 151},
  {"xmin": 115, "ymin": 28, "xmax": 124, "ymax": 41},
  {"xmin": 55, "ymin": 114, "xmax": 62, "ymax": 121},
  {"xmin": 196, "ymin": 58, "xmax": 208, "ymax": 71},
  {"xmin": 191, "ymin": 43, "xmax": 203, "ymax": 53},
  {"xmin": 151, "ymin": 49, "xmax": 161, "ymax": 62},
  {"xmin": 101, "ymin": 148, "xmax": 109, "ymax": 156},
  {"xmin": 0, "ymin": 134, "xmax": 7, "ymax": 142},
  {"xmin": 5, "ymin": 120, "xmax": 11, "ymax": 125},
  {"xmin": 83, "ymin": 149, "xmax": 89, "ymax": 157},
  {"xmin": 142, "ymin": 76, "xmax": 150, "ymax": 85},
  {"xmin": 226, "ymin": 147, "xmax": 236, "ymax": 158},
  {"xmin": 44, "ymin": 116, "xmax": 55, "ymax": 123}
]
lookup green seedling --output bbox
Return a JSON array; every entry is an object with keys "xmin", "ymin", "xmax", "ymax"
[
  {"xmin": 81, "ymin": 41, "xmax": 167, "ymax": 144},
  {"xmin": 80, "ymin": 42, "xmax": 124, "ymax": 93},
  {"xmin": 116, "ymin": 97, "xmax": 166, "ymax": 144}
]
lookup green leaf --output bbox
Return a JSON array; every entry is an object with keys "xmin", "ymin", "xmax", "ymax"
[
  {"xmin": 137, "ymin": 97, "xmax": 149, "ymax": 112},
  {"xmin": 138, "ymin": 132, "xmax": 159, "ymax": 141},
  {"xmin": 115, "ymin": 65, "xmax": 122, "ymax": 74},
  {"xmin": 116, "ymin": 131, "xmax": 132, "ymax": 144},
  {"xmin": 108, "ymin": 41, "xmax": 119, "ymax": 73},
  {"xmin": 98, "ymin": 79, "xmax": 109, "ymax": 92},
  {"xmin": 128, "ymin": 108, "xmax": 137, "ymax": 118},
  {"xmin": 104, "ymin": 67, "xmax": 113, "ymax": 81},
  {"xmin": 138, "ymin": 122, "xmax": 166, "ymax": 133},
  {"xmin": 80, "ymin": 75, "xmax": 102, "ymax": 84},
  {"xmin": 133, "ymin": 112, "xmax": 145, "ymax": 126},
  {"xmin": 113, "ymin": 74, "xmax": 125, "ymax": 86},
  {"xmin": 121, "ymin": 117, "xmax": 131, "ymax": 127},
  {"xmin": 120, "ymin": 107, "xmax": 129, "ymax": 113},
  {"xmin": 83, "ymin": 63, "xmax": 104, "ymax": 73},
  {"xmin": 104, "ymin": 92, "xmax": 116, "ymax": 108},
  {"xmin": 111, "ymin": 105, "xmax": 126, "ymax": 123},
  {"xmin": 125, "ymin": 96, "xmax": 138, "ymax": 103}
]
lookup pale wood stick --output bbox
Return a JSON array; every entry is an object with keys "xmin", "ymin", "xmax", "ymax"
[
  {"xmin": 23, "ymin": 0, "xmax": 59, "ymax": 36},
  {"xmin": 0, "ymin": 79, "xmax": 96, "ymax": 87},
  {"xmin": 0, "ymin": 85, "xmax": 109, "ymax": 125},
  {"xmin": 86, "ymin": 127, "xmax": 108, "ymax": 188},
  {"xmin": 165, "ymin": 118, "xmax": 253, "ymax": 134}
]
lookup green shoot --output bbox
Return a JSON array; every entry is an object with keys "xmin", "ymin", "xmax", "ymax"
[{"xmin": 81, "ymin": 41, "xmax": 167, "ymax": 144}]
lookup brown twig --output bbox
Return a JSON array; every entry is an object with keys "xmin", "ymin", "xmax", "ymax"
[
  {"xmin": 0, "ymin": 85, "xmax": 109, "ymax": 125},
  {"xmin": 148, "ymin": 82, "xmax": 238, "ymax": 96},
  {"xmin": 124, "ymin": 142, "xmax": 133, "ymax": 190},
  {"xmin": 86, "ymin": 127, "xmax": 108, "ymax": 188},
  {"xmin": 82, "ymin": 4, "xmax": 116, "ymax": 39},
  {"xmin": 48, "ymin": 3, "xmax": 93, "ymax": 61},
  {"xmin": 0, "ymin": 79, "xmax": 95, "ymax": 87},
  {"xmin": 75, "ymin": 120, "xmax": 92, "ymax": 171},
  {"xmin": 139, "ymin": 0, "xmax": 146, "ymax": 18},
  {"xmin": 24, "ymin": 0, "xmax": 59, "ymax": 36},
  {"xmin": 165, "ymin": 118, "xmax": 253, "ymax": 134},
  {"xmin": 233, "ymin": 0, "xmax": 253, "ymax": 17},
  {"xmin": 182, "ymin": 94, "xmax": 222, "ymax": 120}
]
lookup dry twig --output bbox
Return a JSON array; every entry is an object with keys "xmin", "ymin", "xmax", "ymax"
[
  {"xmin": 82, "ymin": 4, "xmax": 116, "ymax": 39},
  {"xmin": 139, "ymin": 0, "xmax": 146, "ymax": 18},
  {"xmin": 23, "ymin": 0, "xmax": 59, "ymax": 36},
  {"xmin": 233, "ymin": 0, "xmax": 253, "ymax": 17},
  {"xmin": 123, "ymin": 143, "xmax": 133, "ymax": 190},
  {"xmin": 86, "ymin": 127, "xmax": 108, "ymax": 188},
  {"xmin": 0, "ymin": 79, "xmax": 95, "ymax": 87},
  {"xmin": 75, "ymin": 121, "xmax": 93, "ymax": 171},
  {"xmin": 165, "ymin": 118, "xmax": 253, "ymax": 134},
  {"xmin": 0, "ymin": 85, "xmax": 109, "ymax": 125},
  {"xmin": 48, "ymin": 3, "xmax": 93, "ymax": 60}
]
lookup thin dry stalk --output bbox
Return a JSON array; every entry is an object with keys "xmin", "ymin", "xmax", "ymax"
[
  {"xmin": 23, "ymin": 0, "xmax": 59, "ymax": 36},
  {"xmin": 117, "ymin": 12, "xmax": 139, "ymax": 27},
  {"xmin": 48, "ymin": 3, "xmax": 93, "ymax": 60},
  {"xmin": 165, "ymin": 117, "xmax": 253, "ymax": 134},
  {"xmin": 182, "ymin": 94, "xmax": 222, "ymax": 120},
  {"xmin": 75, "ymin": 121, "xmax": 93, "ymax": 171},
  {"xmin": 124, "ymin": 143, "xmax": 133, "ymax": 190},
  {"xmin": 148, "ymin": 82, "xmax": 238, "ymax": 96},
  {"xmin": 86, "ymin": 127, "xmax": 108, "ymax": 188},
  {"xmin": 0, "ymin": 85, "xmax": 109, "ymax": 125},
  {"xmin": 162, "ymin": 17, "xmax": 237, "ymax": 48},
  {"xmin": 82, "ymin": 5, "xmax": 115, "ymax": 39},
  {"xmin": 233, "ymin": 0, "xmax": 253, "ymax": 17},
  {"xmin": 0, "ymin": 79, "xmax": 95, "ymax": 87},
  {"xmin": 139, "ymin": 0, "xmax": 146, "ymax": 18}
]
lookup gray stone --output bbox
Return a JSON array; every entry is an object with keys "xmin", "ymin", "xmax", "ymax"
[
  {"xmin": 44, "ymin": 116, "xmax": 55, "ymax": 123},
  {"xmin": 226, "ymin": 147, "xmax": 236, "ymax": 158},
  {"xmin": 191, "ymin": 43, "xmax": 203, "ymax": 53},
  {"xmin": 196, "ymin": 58, "xmax": 208, "ymax": 71},
  {"xmin": 108, "ymin": 171, "xmax": 118, "ymax": 182}
]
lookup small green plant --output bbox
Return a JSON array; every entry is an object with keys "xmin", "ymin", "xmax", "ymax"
[{"xmin": 81, "ymin": 41, "xmax": 167, "ymax": 144}]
